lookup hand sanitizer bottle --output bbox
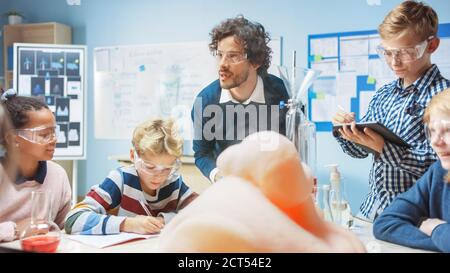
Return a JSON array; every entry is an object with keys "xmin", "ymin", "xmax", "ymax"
[{"xmin": 327, "ymin": 164, "xmax": 353, "ymax": 228}]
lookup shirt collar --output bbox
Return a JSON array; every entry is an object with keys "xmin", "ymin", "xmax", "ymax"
[
  {"xmin": 219, "ymin": 75, "xmax": 265, "ymax": 104},
  {"xmin": 15, "ymin": 161, "xmax": 47, "ymax": 185},
  {"xmin": 395, "ymin": 64, "xmax": 440, "ymax": 96}
]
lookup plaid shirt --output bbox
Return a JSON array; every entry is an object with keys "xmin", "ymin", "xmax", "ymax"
[{"xmin": 336, "ymin": 64, "xmax": 450, "ymax": 221}]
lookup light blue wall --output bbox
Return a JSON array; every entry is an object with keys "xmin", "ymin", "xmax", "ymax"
[{"xmin": 2, "ymin": 0, "xmax": 450, "ymax": 213}]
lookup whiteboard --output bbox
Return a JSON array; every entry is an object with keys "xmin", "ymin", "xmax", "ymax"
[
  {"xmin": 94, "ymin": 39, "xmax": 281, "ymax": 140},
  {"xmin": 13, "ymin": 43, "xmax": 87, "ymax": 160}
]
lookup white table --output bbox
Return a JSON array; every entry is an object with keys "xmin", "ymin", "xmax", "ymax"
[
  {"xmin": 0, "ymin": 219, "xmax": 433, "ymax": 253},
  {"xmin": 350, "ymin": 218, "xmax": 434, "ymax": 253},
  {"xmin": 0, "ymin": 233, "xmax": 160, "ymax": 253}
]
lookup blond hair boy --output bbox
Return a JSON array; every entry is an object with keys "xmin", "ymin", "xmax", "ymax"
[
  {"xmin": 374, "ymin": 88, "xmax": 450, "ymax": 252},
  {"xmin": 65, "ymin": 118, "xmax": 198, "ymax": 235},
  {"xmin": 332, "ymin": 1, "xmax": 450, "ymax": 221}
]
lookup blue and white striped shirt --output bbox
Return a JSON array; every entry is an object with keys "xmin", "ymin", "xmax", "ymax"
[
  {"xmin": 336, "ymin": 64, "xmax": 450, "ymax": 221},
  {"xmin": 64, "ymin": 166, "xmax": 198, "ymax": 235}
]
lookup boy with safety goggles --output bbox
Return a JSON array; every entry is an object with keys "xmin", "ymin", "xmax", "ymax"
[
  {"xmin": 65, "ymin": 118, "xmax": 198, "ymax": 235},
  {"xmin": 332, "ymin": 1, "xmax": 450, "ymax": 221},
  {"xmin": 374, "ymin": 88, "xmax": 450, "ymax": 253}
]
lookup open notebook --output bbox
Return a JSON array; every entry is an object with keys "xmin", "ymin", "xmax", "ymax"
[{"xmin": 66, "ymin": 232, "xmax": 159, "ymax": 248}]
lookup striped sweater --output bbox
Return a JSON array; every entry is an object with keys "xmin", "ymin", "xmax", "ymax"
[{"xmin": 64, "ymin": 166, "xmax": 198, "ymax": 235}]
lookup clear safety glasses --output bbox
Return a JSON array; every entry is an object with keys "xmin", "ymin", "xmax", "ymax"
[
  {"xmin": 376, "ymin": 37, "xmax": 433, "ymax": 63},
  {"xmin": 212, "ymin": 50, "xmax": 247, "ymax": 64},
  {"xmin": 133, "ymin": 151, "xmax": 181, "ymax": 181},
  {"xmin": 425, "ymin": 120, "xmax": 450, "ymax": 144},
  {"xmin": 16, "ymin": 125, "xmax": 57, "ymax": 145}
]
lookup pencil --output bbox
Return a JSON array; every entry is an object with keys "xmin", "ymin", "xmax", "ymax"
[{"xmin": 138, "ymin": 196, "xmax": 152, "ymax": 216}]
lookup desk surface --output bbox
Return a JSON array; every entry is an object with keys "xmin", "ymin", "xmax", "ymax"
[
  {"xmin": 350, "ymin": 218, "xmax": 434, "ymax": 253},
  {"xmin": 0, "ymin": 218, "xmax": 433, "ymax": 253}
]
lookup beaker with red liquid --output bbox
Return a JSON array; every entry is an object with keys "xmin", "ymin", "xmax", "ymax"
[
  {"xmin": 21, "ymin": 235, "xmax": 60, "ymax": 253},
  {"xmin": 20, "ymin": 191, "xmax": 61, "ymax": 253}
]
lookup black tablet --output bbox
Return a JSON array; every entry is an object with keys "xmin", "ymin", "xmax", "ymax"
[{"xmin": 332, "ymin": 121, "xmax": 411, "ymax": 150}]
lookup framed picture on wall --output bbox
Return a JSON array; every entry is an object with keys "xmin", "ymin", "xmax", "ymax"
[{"xmin": 13, "ymin": 43, "xmax": 87, "ymax": 160}]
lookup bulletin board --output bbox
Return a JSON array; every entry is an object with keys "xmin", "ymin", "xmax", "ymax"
[
  {"xmin": 93, "ymin": 39, "xmax": 281, "ymax": 140},
  {"xmin": 13, "ymin": 43, "xmax": 87, "ymax": 159},
  {"xmin": 308, "ymin": 23, "xmax": 450, "ymax": 132}
]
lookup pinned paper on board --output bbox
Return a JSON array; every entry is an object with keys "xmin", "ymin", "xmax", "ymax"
[
  {"xmin": 359, "ymin": 91, "xmax": 376, "ymax": 119},
  {"xmin": 311, "ymin": 59, "xmax": 339, "ymax": 78},
  {"xmin": 340, "ymin": 56, "xmax": 369, "ymax": 75},
  {"xmin": 340, "ymin": 36, "xmax": 369, "ymax": 57},
  {"xmin": 310, "ymin": 37, "xmax": 338, "ymax": 57},
  {"xmin": 13, "ymin": 43, "xmax": 86, "ymax": 159},
  {"xmin": 367, "ymin": 76, "xmax": 376, "ymax": 85}
]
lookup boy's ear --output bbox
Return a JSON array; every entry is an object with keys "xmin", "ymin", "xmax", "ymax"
[
  {"xmin": 129, "ymin": 148, "xmax": 134, "ymax": 162},
  {"xmin": 427, "ymin": 37, "xmax": 440, "ymax": 53}
]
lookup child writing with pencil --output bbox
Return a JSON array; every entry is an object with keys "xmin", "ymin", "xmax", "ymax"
[
  {"xmin": 331, "ymin": 1, "xmax": 450, "ymax": 221},
  {"xmin": 65, "ymin": 118, "xmax": 198, "ymax": 235}
]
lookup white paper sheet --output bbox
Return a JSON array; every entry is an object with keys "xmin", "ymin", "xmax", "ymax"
[
  {"xmin": 359, "ymin": 91, "xmax": 376, "ymax": 119},
  {"xmin": 67, "ymin": 81, "xmax": 81, "ymax": 95},
  {"xmin": 66, "ymin": 233, "xmax": 159, "ymax": 249},
  {"xmin": 340, "ymin": 36, "xmax": 369, "ymax": 57},
  {"xmin": 312, "ymin": 78, "xmax": 336, "ymax": 96},
  {"xmin": 340, "ymin": 56, "xmax": 369, "ymax": 75},
  {"xmin": 336, "ymin": 72, "xmax": 357, "ymax": 99},
  {"xmin": 311, "ymin": 95, "xmax": 337, "ymax": 122},
  {"xmin": 18, "ymin": 75, "xmax": 31, "ymax": 96},
  {"xmin": 311, "ymin": 59, "xmax": 338, "ymax": 77},
  {"xmin": 69, "ymin": 99, "xmax": 83, "ymax": 121},
  {"xmin": 368, "ymin": 34, "xmax": 381, "ymax": 55},
  {"xmin": 311, "ymin": 37, "xmax": 338, "ymax": 57},
  {"xmin": 368, "ymin": 58, "xmax": 395, "ymax": 79}
]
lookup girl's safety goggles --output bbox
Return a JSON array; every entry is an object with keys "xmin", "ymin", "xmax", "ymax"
[{"xmin": 16, "ymin": 125, "xmax": 58, "ymax": 145}]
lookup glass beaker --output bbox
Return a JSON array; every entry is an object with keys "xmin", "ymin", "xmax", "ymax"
[
  {"xmin": 299, "ymin": 120, "xmax": 317, "ymax": 175},
  {"xmin": 278, "ymin": 66, "xmax": 321, "ymax": 174},
  {"xmin": 20, "ymin": 191, "xmax": 61, "ymax": 253},
  {"xmin": 315, "ymin": 184, "xmax": 333, "ymax": 222}
]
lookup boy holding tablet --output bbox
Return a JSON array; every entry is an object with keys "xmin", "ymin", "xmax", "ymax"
[{"xmin": 332, "ymin": 1, "xmax": 450, "ymax": 221}]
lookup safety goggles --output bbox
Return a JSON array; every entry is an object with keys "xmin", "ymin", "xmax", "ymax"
[
  {"xmin": 16, "ymin": 125, "xmax": 58, "ymax": 145},
  {"xmin": 425, "ymin": 120, "xmax": 450, "ymax": 144},
  {"xmin": 133, "ymin": 151, "xmax": 181, "ymax": 181},
  {"xmin": 376, "ymin": 36, "xmax": 433, "ymax": 63},
  {"xmin": 212, "ymin": 50, "xmax": 247, "ymax": 64}
]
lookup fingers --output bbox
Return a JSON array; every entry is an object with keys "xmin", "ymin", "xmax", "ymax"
[
  {"xmin": 339, "ymin": 123, "xmax": 366, "ymax": 144},
  {"xmin": 147, "ymin": 216, "xmax": 165, "ymax": 229},
  {"xmin": 363, "ymin": 128, "xmax": 376, "ymax": 139},
  {"xmin": 133, "ymin": 215, "xmax": 164, "ymax": 234},
  {"xmin": 342, "ymin": 123, "xmax": 356, "ymax": 141},
  {"xmin": 332, "ymin": 111, "xmax": 355, "ymax": 125},
  {"xmin": 140, "ymin": 216, "xmax": 164, "ymax": 234},
  {"xmin": 350, "ymin": 122, "xmax": 364, "ymax": 139}
]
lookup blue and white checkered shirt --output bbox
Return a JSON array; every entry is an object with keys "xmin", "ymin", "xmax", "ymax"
[{"xmin": 336, "ymin": 64, "xmax": 450, "ymax": 221}]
